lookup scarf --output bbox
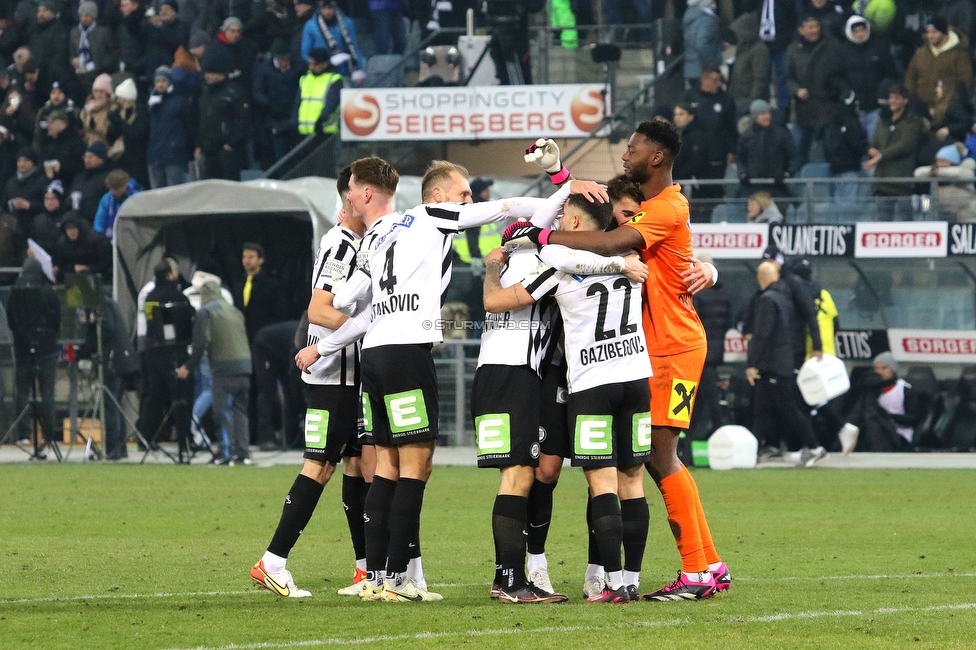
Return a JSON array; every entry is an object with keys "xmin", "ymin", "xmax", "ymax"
[
  {"xmin": 317, "ymin": 9, "xmax": 360, "ymax": 72},
  {"xmin": 759, "ymin": 0, "xmax": 775, "ymax": 42},
  {"xmin": 78, "ymin": 22, "xmax": 96, "ymax": 71}
]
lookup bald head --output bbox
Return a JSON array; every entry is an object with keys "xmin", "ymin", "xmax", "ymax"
[{"xmin": 757, "ymin": 261, "xmax": 780, "ymax": 290}]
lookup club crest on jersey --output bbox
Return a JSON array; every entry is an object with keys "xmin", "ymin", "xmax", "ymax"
[
  {"xmin": 630, "ymin": 212, "xmax": 645, "ymax": 224},
  {"xmin": 668, "ymin": 379, "xmax": 697, "ymax": 422}
]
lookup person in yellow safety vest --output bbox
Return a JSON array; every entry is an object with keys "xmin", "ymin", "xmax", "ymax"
[
  {"xmin": 296, "ymin": 47, "xmax": 343, "ymax": 136},
  {"xmin": 550, "ymin": 0, "xmax": 578, "ymax": 49},
  {"xmin": 452, "ymin": 177, "xmax": 507, "ymax": 277}
]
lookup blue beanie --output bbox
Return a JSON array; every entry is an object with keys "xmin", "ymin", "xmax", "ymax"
[{"xmin": 936, "ymin": 145, "xmax": 961, "ymax": 166}]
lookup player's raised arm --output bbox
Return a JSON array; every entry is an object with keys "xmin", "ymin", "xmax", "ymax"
[{"xmin": 502, "ymin": 220, "xmax": 645, "ymax": 257}]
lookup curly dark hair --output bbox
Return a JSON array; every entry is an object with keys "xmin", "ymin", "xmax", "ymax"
[{"xmin": 634, "ymin": 120, "xmax": 682, "ymax": 159}]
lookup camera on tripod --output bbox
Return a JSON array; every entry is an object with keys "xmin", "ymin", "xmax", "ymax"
[{"xmin": 144, "ymin": 301, "xmax": 195, "ymax": 351}]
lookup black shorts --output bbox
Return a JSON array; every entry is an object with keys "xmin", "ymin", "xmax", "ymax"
[
  {"xmin": 470, "ymin": 364, "xmax": 541, "ymax": 469},
  {"xmin": 355, "ymin": 389, "xmax": 375, "ymax": 450},
  {"xmin": 360, "ymin": 344, "xmax": 439, "ymax": 447},
  {"xmin": 539, "ymin": 359, "xmax": 570, "ymax": 458},
  {"xmin": 567, "ymin": 379, "xmax": 652, "ymax": 469},
  {"xmin": 303, "ymin": 384, "xmax": 361, "ymax": 464}
]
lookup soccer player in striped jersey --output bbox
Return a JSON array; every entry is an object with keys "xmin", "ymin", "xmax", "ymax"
[
  {"xmin": 250, "ymin": 167, "xmax": 371, "ymax": 598},
  {"xmin": 301, "ymin": 157, "xmax": 561, "ymax": 603},
  {"xmin": 475, "ymin": 179, "xmax": 648, "ymax": 604},
  {"xmin": 487, "ymin": 192, "xmax": 653, "ymax": 603},
  {"xmin": 501, "ymin": 121, "xmax": 729, "ymax": 602}
]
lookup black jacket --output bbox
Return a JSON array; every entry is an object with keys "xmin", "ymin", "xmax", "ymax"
[
  {"xmin": 233, "ymin": 271, "xmax": 286, "ymax": 341},
  {"xmin": 8, "ymin": 261, "xmax": 61, "ymax": 357},
  {"xmin": 685, "ymin": 86, "xmax": 738, "ymax": 172},
  {"xmin": 746, "ymin": 280, "xmax": 795, "ymax": 378},
  {"xmin": 117, "ymin": 8, "xmax": 148, "ymax": 79},
  {"xmin": 197, "ymin": 79, "xmax": 250, "ymax": 152},
  {"xmin": 824, "ymin": 106, "xmax": 868, "ymax": 174},
  {"xmin": 673, "ymin": 119, "xmax": 713, "ymax": 180},
  {"xmin": 144, "ymin": 278, "xmax": 193, "ymax": 359},
  {"xmin": 107, "ymin": 105, "xmax": 150, "ymax": 189},
  {"xmin": 737, "ymin": 122, "xmax": 794, "ymax": 182},
  {"xmin": 67, "ymin": 166, "xmax": 110, "ymax": 223},
  {"xmin": 3, "ymin": 166, "xmax": 49, "ymax": 225},
  {"xmin": 839, "ymin": 36, "xmax": 897, "ymax": 113},
  {"xmin": 252, "ymin": 58, "xmax": 303, "ymax": 124},
  {"xmin": 694, "ymin": 279, "xmax": 733, "ymax": 366},
  {"xmin": 37, "ymin": 128, "xmax": 87, "ymax": 187},
  {"xmin": 53, "ymin": 215, "xmax": 112, "ymax": 280},
  {"xmin": 27, "ymin": 17, "xmax": 69, "ymax": 92},
  {"xmin": 782, "ymin": 271, "xmax": 823, "ymax": 363}
]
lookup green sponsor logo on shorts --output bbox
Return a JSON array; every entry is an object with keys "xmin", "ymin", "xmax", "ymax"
[
  {"xmin": 633, "ymin": 412, "xmax": 652, "ymax": 453},
  {"xmin": 384, "ymin": 389, "xmax": 430, "ymax": 433},
  {"xmin": 574, "ymin": 415, "xmax": 613, "ymax": 456},
  {"xmin": 304, "ymin": 408, "xmax": 329, "ymax": 449},
  {"xmin": 361, "ymin": 393, "xmax": 373, "ymax": 433},
  {"xmin": 475, "ymin": 413, "xmax": 511, "ymax": 455}
]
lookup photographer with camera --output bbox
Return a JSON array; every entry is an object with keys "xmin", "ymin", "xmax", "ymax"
[
  {"xmin": 140, "ymin": 259, "xmax": 194, "ymax": 457},
  {"xmin": 7, "ymin": 257, "xmax": 61, "ymax": 456}
]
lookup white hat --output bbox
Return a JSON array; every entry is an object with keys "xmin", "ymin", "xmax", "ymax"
[{"xmin": 115, "ymin": 78, "xmax": 138, "ymax": 101}]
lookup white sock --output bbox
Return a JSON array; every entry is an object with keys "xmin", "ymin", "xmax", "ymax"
[
  {"xmin": 584, "ymin": 564, "xmax": 605, "ymax": 581},
  {"xmin": 406, "ymin": 556, "xmax": 424, "ymax": 583},
  {"xmin": 607, "ymin": 570, "xmax": 624, "ymax": 590},
  {"xmin": 368, "ymin": 569, "xmax": 385, "ymax": 587},
  {"xmin": 623, "ymin": 570, "xmax": 640, "ymax": 588},
  {"xmin": 682, "ymin": 571, "xmax": 710, "ymax": 584},
  {"xmin": 527, "ymin": 552, "xmax": 547, "ymax": 574},
  {"xmin": 356, "ymin": 558, "xmax": 367, "ymax": 572},
  {"xmin": 707, "ymin": 562, "xmax": 723, "ymax": 572},
  {"xmin": 261, "ymin": 551, "xmax": 286, "ymax": 574}
]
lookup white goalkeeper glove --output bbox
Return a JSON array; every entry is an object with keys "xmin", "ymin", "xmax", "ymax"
[{"xmin": 524, "ymin": 137, "xmax": 570, "ymax": 184}]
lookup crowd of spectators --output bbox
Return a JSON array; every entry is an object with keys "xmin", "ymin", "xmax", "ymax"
[{"xmin": 673, "ymin": 0, "xmax": 976, "ymax": 222}]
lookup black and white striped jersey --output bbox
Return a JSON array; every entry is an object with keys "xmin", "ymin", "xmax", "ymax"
[
  {"xmin": 525, "ymin": 268, "xmax": 652, "ymax": 394},
  {"xmin": 304, "ymin": 225, "xmax": 361, "ymax": 387},
  {"xmin": 335, "ymin": 197, "xmax": 547, "ymax": 350}
]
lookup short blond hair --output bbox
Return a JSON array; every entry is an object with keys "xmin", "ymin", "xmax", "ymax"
[
  {"xmin": 749, "ymin": 191, "xmax": 774, "ymax": 210},
  {"xmin": 421, "ymin": 160, "xmax": 469, "ymax": 202}
]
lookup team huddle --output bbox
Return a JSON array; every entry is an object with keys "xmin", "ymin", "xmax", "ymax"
[{"xmin": 249, "ymin": 120, "xmax": 731, "ymax": 604}]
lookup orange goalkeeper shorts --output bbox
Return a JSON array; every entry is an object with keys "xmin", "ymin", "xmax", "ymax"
[{"xmin": 649, "ymin": 347, "xmax": 707, "ymax": 430}]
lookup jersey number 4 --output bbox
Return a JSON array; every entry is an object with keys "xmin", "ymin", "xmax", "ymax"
[
  {"xmin": 379, "ymin": 242, "xmax": 397, "ymax": 295},
  {"xmin": 587, "ymin": 278, "xmax": 638, "ymax": 341}
]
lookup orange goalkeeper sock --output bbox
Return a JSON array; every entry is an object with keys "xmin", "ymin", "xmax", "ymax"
[
  {"xmin": 682, "ymin": 464, "xmax": 721, "ymax": 566},
  {"xmin": 657, "ymin": 470, "xmax": 708, "ymax": 574}
]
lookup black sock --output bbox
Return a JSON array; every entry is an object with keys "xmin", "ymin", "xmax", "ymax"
[
  {"xmin": 385, "ymin": 477, "xmax": 426, "ymax": 577},
  {"xmin": 411, "ymin": 532, "xmax": 421, "ymax": 559},
  {"xmin": 492, "ymin": 494, "xmax": 528, "ymax": 590},
  {"xmin": 590, "ymin": 492, "xmax": 623, "ymax": 574},
  {"xmin": 342, "ymin": 474, "xmax": 367, "ymax": 561},
  {"xmin": 586, "ymin": 491, "xmax": 600, "ymax": 565},
  {"xmin": 621, "ymin": 497, "xmax": 649, "ymax": 573},
  {"xmin": 526, "ymin": 479, "xmax": 556, "ymax": 555},
  {"xmin": 364, "ymin": 476, "xmax": 396, "ymax": 582},
  {"xmin": 267, "ymin": 474, "xmax": 324, "ymax": 558}
]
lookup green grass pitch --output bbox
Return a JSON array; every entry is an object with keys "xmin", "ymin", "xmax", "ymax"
[{"xmin": 1, "ymin": 464, "xmax": 974, "ymax": 649}]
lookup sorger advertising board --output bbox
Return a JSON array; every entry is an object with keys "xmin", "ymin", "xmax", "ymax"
[{"xmin": 340, "ymin": 84, "xmax": 608, "ymax": 141}]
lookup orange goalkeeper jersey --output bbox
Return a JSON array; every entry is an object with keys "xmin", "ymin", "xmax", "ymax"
[{"xmin": 621, "ymin": 183, "xmax": 706, "ymax": 356}]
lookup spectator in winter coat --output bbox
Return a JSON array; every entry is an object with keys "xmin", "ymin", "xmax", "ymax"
[
  {"xmin": 864, "ymin": 85, "xmax": 927, "ymax": 201},
  {"xmin": 929, "ymin": 79, "xmax": 975, "ymax": 145},
  {"xmin": 369, "ymin": 0, "xmax": 405, "ymax": 56},
  {"xmin": 37, "ymin": 110, "xmax": 86, "ymax": 186},
  {"xmin": 839, "ymin": 15, "xmax": 897, "ymax": 141},
  {"xmin": 79, "ymin": 73, "xmax": 116, "ymax": 146},
  {"xmin": 3, "ymin": 148, "xmax": 49, "ymax": 242},
  {"xmin": 147, "ymin": 66, "xmax": 194, "ymax": 188},
  {"xmin": 683, "ymin": 0, "xmax": 722, "ymax": 85},
  {"xmin": 252, "ymin": 39, "xmax": 302, "ymax": 168},
  {"xmin": 301, "ymin": 0, "xmax": 365, "ymax": 84},
  {"xmin": 914, "ymin": 144, "xmax": 976, "ymax": 222},
  {"xmin": 195, "ymin": 46, "xmax": 249, "ymax": 180},
  {"xmin": 70, "ymin": 1, "xmax": 118, "ymax": 95},
  {"xmin": 787, "ymin": 14, "xmax": 843, "ymax": 168},
  {"xmin": 802, "ymin": 0, "xmax": 847, "ymax": 39},
  {"xmin": 28, "ymin": 180, "xmax": 66, "ymax": 255},
  {"xmin": 210, "ymin": 17, "xmax": 259, "ymax": 101},
  {"xmin": 728, "ymin": 11, "xmax": 770, "ymax": 115},
  {"xmin": 823, "ymin": 98, "xmax": 867, "ymax": 200},
  {"xmin": 737, "ymin": 99, "xmax": 794, "ymax": 196},
  {"xmin": 746, "ymin": 191, "xmax": 784, "ymax": 223},
  {"xmin": 33, "ymin": 81, "xmax": 81, "ymax": 147},
  {"xmin": 843, "ymin": 352, "xmax": 925, "ymax": 451},
  {"xmin": 67, "ymin": 142, "xmax": 110, "ymax": 222},
  {"xmin": 27, "ymin": 0, "xmax": 70, "ymax": 94},
  {"xmin": 117, "ymin": 0, "xmax": 149, "ymax": 82},
  {"xmin": 206, "ymin": 0, "xmax": 265, "ymax": 38},
  {"xmin": 94, "ymin": 169, "xmax": 141, "ymax": 239},
  {"xmin": 905, "ymin": 17, "xmax": 973, "ymax": 113},
  {"xmin": 685, "ymin": 66, "xmax": 738, "ymax": 179},
  {"xmin": 107, "ymin": 79, "xmax": 151, "ymax": 190},
  {"xmin": 142, "ymin": 0, "xmax": 191, "ymax": 77},
  {"xmin": 672, "ymin": 103, "xmax": 712, "ymax": 182},
  {"xmin": 53, "ymin": 211, "xmax": 112, "ymax": 279}
]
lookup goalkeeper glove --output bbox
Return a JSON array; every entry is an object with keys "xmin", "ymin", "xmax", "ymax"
[
  {"xmin": 501, "ymin": 221, "xmax": 551, "ymax": 247},
  {"xmin": 524, "ymin": 137, "xmax": 570, "ymax": 185}
]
